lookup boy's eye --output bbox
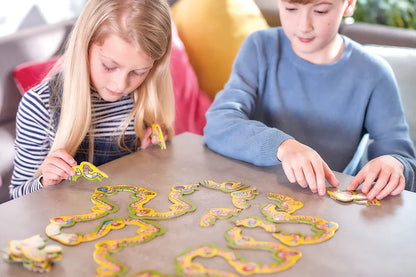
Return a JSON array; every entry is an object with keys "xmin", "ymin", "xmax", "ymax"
[
  {"xmin": 315, "ymin": 10, "xmax": 329, "ymax": 14},
  {"xmin": 285, "ymin": 7, "xmax": 297, "ymax": 12}
]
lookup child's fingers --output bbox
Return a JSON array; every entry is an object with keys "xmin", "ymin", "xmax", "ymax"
[
  {"xmin": 282, "ymin": 162, "xmax": 297, "ymax": 184},
  {"xmin": 310, "ymin": 159, "xmax": 327, "ymax": 196},
  {"xmin": 346, "ymin": 170, "xmax": 365, "ymax": 190},
  {"xmin": 51, "ymin": 149, "xmax": 77, "ymax": 167},
  {"xmin": 391, "ymin": 175, "xmax": 405, "ymax": 196},
  {"xmin": 367, "ymin": 169, "xmax": 391, "ymax": 200},
  {"xmin": 293, "ymin": 166, "xmax": 308, "ymax": 189},
  {"xmin": 140, "ymin": 127, "xmax": 153, "ymax": 149},
  {"xmin": 323, "ymin": 162, "xmax": 339, "ymax": 188},
  {"xmin": 302, "ymin": 163, "xmax": 318, "ymax": 194}
]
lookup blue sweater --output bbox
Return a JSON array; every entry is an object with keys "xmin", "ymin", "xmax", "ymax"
[{"xmin": 204, "ymin": 27, "xmax": 416, "ymax": 192}]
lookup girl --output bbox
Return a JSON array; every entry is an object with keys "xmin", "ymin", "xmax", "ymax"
[
  {"xmin": 10, "ymin": 0, "xmax": 174, "ymax": 198},
  {"xmin": 204, "ymin": 0, "xmax": 416, "ymax": 200}
]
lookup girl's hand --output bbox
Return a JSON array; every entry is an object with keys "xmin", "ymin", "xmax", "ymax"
[
  {"xmin": 277, "ymin": 139, "xmax": 339, "ymax": 196},
  {"xmin": 140, "ymin": 125, "xmax": 169, "ymax": 149},
  {"xmin": 40, "ymin": 149, "xmax": 77, "ymax": 187},
  {"xmin": 347, "ymin": 155, "xmax": 405, "ymax": 200}
]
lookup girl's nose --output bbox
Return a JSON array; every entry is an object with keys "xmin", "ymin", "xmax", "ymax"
[{"xmin": 114, "ymin": 72, "xmax": 129, "ymax": 92}]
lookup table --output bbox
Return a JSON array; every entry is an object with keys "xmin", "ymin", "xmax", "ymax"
[{"xmin": 0, "ymin": 133, "xmax": 415, "ymax": 276}]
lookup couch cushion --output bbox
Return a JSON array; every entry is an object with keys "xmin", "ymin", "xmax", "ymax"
[
  {"xmin": 13, "ymin": 56, "xmax": 60, "ymax": 94},
  {"xmin": 171, "ymin": 0, "xmax": 269, "ymax": 99},
  {"xmin": 170, "ymin": 21, "xmax": 212, "ymax": 135},
  {"xmin": 364, "ymin": 45, "xmax": 416, "ymax": 148}
]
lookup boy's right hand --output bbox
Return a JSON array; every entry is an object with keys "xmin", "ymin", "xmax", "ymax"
[
  {"xmin": 40, "ymin": 149, "xmax": 77, "ymax": 187},
  {"xmin": 277, "ymin": 139, "xmax": 339, "ymax": 195}
]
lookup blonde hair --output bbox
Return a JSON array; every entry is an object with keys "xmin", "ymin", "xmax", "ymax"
[{"xmin": 47, "ymin": 0, "xmax": 174, "ymax": 164}]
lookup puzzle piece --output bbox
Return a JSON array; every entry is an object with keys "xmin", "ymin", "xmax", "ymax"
[
  {"xmin": 260, "ymin": 193, "xmax": 339, "ymax": 246},
  {"xmin": 1, "ymin": 235, "xmax": 62, "ymax": 273},
  {"xmin": 68, "ymin": 161, "xmax": 108, "ymax": 182},
  {"xmin": 327, "ymin": 188, "xmax": 381, "ymax": 206},
  {"xmin": 151, "ymin": 124, "xmax": 166, "ymax": 150}
]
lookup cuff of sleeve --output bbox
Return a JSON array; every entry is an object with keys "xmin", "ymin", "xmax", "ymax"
[
  {"xmin": 391, "ymin": 154, "xmax": 415, "ymax": 192},
  {"xmin": 259, "ymin": 130, "xmax": 293, "ymax": 166},
  {"xmin": 36, "ymin": 176, "xmax": 44, "ymax": 189}
]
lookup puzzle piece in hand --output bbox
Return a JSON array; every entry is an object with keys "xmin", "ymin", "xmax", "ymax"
[
  {"xmin": 327, "ymin": 188, "xmax": 380, "ymax": 206},
  {"xmin": 1, "ymin": 234, "xmax": 62, "ymax": 273},
  {"xmin": 151, "ymin": 124, "xmax": 166, "ymax": 150},
  {"xmin": 68, "ymin": 161, "xmax": 108, "ymax": 182}
]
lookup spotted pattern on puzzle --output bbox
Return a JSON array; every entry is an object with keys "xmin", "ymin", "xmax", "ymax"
[
  {"xmin": 1, "ymin": 235, "xmax": 62, "ymax": 273},
  {"xmin": 68, "ymin": 161, "xmax": 108, "ymax": 182},
  {"xmin": 39, "ymin": 180, "xmax": 346, "ymax": 276},
  {"xmin": 327, "ymin": 188, "xmax": 381, "ymax": 206}
]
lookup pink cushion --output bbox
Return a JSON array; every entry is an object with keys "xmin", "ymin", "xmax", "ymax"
[
  {"xmin": 13, "ymin": 22, "xmax": 211, "ymax": 135},
  {"xmin": 170, "ymin": 21, "xmax": 211, "ymax": 135},
  {"xmin": 13, "ymin": 56, "xmax": 60, "ymax": 95}
]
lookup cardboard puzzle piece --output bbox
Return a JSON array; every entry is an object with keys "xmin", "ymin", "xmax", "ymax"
[
  {"xmin": 198, "ymin": 180, "xmax": 258, "ymax": 227},
  {"xmin": 46, "ymin": 184, "xmax": 200, "ymax": 276},
  {"xmin": 260, "ymin": 193, "xmax": 339, "ymax": 246},
  {"xmin": 175, "ymin": 242, "xmax": 301, "ymax": 276},
  {"xmin": 1, "ymin": 234, "xmax": 62, "ymax": 273},
  {"xmin": 93, "ymin": 219, "xmax": 165, "ymax": 276},
  {"xmin": 327, "ymin": 188, "xmax": 381, "ymax": 206},
  {"xmin": 42, "ymin": 181, "xmax": 340, "ymax": 276},
  {"xmin": 68, "ymin": 161, "xmax": 108, "ymax": 182},
  {"xmin": 151, "ymin": 124, "xmax": 166, "ymax": 150},
  {"xmin": 177, "ymin": 190, "xmax": 339, "ymax": 276}
]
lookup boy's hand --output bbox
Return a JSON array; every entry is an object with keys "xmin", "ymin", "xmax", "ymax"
[
  {"xmin": 347, "ymin": 155, "xmax": 405, "ymax": 200},
  {"xmin": 40, "ymin": 149, "xmax": 77, "ymax": 187},
  {"xmin": 277, "ymin": 139, "xmax": 339, "ymax": 195}
]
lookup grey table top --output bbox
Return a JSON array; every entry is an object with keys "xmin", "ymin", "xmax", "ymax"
[{"xmin": 1, "ymin": 132, "xmax": 415, "ymax": 277}]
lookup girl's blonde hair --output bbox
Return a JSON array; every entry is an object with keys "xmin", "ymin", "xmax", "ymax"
[{"xmin": 48, "ymin": 0, "xmax": 174, "ymax": 162}]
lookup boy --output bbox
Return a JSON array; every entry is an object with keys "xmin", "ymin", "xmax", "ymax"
[{"xmin": 204, "ymin": 0, "xmax": 416, "ymax": 200}]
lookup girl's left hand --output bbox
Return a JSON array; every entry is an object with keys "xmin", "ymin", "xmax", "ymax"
[
  {"xmin": 346, "ymin": 155, "xmax": 405, "ymax": 200},
  {"xmin": 140, "ymin": 125, "xmax": 168, "ymax": 149}
]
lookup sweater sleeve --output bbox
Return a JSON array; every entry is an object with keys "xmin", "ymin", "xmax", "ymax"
[
  {"xmin": 364, "ymin": 60, "xmax": 416, "ymax": 192},
  {"xmin": 10, "ymin": 86, "xmax": 52, "ymax": 199},
  {"xmin": 204, "ymin": 32, "xmax": 293, "ymax": 166}
]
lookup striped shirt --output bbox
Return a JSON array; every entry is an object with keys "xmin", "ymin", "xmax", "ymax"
[{"xmin": 10, "ymin": 80, "xmax": 136, "ymax": 199}]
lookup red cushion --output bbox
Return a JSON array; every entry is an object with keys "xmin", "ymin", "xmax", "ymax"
[
  {"xmin": 13, "ymin": 22, "xmax": 211, "ymax": 135},
  {"xmin": 13, "ymin": 56, "xmax": 60, "ymax": 95}
]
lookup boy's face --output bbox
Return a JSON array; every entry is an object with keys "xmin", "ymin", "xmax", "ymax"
[{"xmin": 278, "ymin": 0, "xmax": 354, "ymax": 64}]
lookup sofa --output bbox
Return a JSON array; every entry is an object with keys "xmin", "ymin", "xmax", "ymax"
[{"xmin": 1, "ymin": 0, "xmax": 415, "ymax": 203}]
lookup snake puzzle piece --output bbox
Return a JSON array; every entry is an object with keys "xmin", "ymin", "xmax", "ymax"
[
  {"xmin": 1, "ymin": 234, "xmax": 62, "ymax": 273},
  {"xmin": 327, "ymin": 188, "xmax": 381, "ymax": 206},
  {"xmin": 68, "ymin": 161, "xmax": 108, "ymax": 182},
  {"xmin": 151, "ymin": 124, "xmax": 166, "ymax": 150}
]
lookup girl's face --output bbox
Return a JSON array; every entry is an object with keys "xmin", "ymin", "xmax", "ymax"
[
  {"xmin": 278, "ymin": 0, "xmax": 352, "ymax": 64},
  {"xmin": 89, "ymin": 34, "xmax": 154, "ymax": 102}
]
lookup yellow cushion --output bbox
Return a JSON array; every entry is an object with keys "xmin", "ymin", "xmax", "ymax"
[{"xmin": 171, "ymin": 0, "xmax": 269, "ymax": 99}]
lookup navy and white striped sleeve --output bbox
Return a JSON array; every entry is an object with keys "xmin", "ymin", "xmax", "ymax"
[{"xmin": 10, "ymin": 83, "xmax": 53, "ymax": 199}]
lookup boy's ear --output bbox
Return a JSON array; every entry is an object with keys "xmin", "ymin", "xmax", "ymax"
[{"xmin": 343, "ymin": 0, "xmax": 357, "ymax": 17}]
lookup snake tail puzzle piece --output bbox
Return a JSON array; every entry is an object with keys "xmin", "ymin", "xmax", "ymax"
[
  {"xmin": 46, "ymin": 184, "xmax": 200, "ymax": 276},
  {"xmin": 198, "ymin": 180, "xmax": 258, "ymax": 227},
  {"xmin": 68, "ymin": 161, "xmax": 108, "ymax": 182},
  {"xmin": 151, "ymin": 124, "xmax": 166, "ymax": 150},
  {"xmin": 326, "ymin": 188, "xmax": 381, "ymax": 206},
  {"xmin": 259, "ymin": 193, "xmax": 339, "ymax": 246},
  {"xmin": 175, "ymin": 242, "xmax": 301, "ymax": 276},
  {"xmin": 1, "ymin": 234, "xmax": 63, "ymax": 273}
]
